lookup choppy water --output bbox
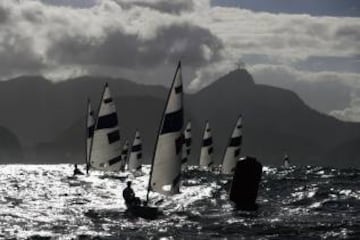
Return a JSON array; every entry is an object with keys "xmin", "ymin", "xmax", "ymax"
[{"xmin": 0, "ymin": 164, "xmax": 359, "ymax": 240}]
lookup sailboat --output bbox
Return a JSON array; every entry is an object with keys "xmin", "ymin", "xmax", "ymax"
[
  {"xmin": 181, "ymin": 121, "xmax": 192, "ymax": 168},
  {"xmin": 120, "ymin": 140, "xmax": 129, "ymax": 171},
  {"xmin": 147, "ymin": 61, "xmax": 184, "ymax": 197},
  {"xmin": 221, "ymin": 115, "xmax": 242, "ymax": 174},
  {"xmin": 127, "ymin": 62, "xmax": 183, "ymax": 220},
  {"xmin": 199, "ymin": 121, "xmax": 214, "ymax": 169},
  {"xmin": 85, "ymin": 99, "xmax": 95, "ymax": 174},
  {"xmin": 89, "ymin": 83, "xmax": 123, "ymax": 171},
  {"xmin": 128, "ymin": 130, "xmax": 143, "ymax": 174},
  {"xmin": 283, "ymin": 154, "xmax": 290, "ymax": 168}
]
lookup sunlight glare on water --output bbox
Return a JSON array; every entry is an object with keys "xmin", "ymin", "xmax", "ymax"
[{"xmin": 0, "ymin": 164, "xmax": 359, "ymax": 239}]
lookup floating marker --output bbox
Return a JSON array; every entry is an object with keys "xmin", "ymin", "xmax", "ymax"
[{"xmin": 229, "ymin": 156, "xmax": 262, "ymax": 211}]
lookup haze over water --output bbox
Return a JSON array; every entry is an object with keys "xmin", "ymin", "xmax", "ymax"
[{"xmin": 0, "ymin": 164, "xmax": 359, "ymax": 239}]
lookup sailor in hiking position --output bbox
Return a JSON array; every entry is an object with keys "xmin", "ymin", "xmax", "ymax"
[
  {"xmin": 73, "ymin": 164, "xmax": 84, "ymax": 176},
  {"xmin": 123, "ymin": 181, "xmax": 141, "ymax": 207}
]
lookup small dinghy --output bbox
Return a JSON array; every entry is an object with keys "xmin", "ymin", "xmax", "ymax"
[
  {"xmin": 125, "ymin": 205, "xmax": 160, "ymax": 220},
  {"xmin": 127, "ymin": 62, "xmax": 184, "ymax": 220}
]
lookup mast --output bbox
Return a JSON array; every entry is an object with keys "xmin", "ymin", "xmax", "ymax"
[
  {"xmin": 146, "ymin": 61, "xmax": 184, "ymax": 202},
  {"xmin": 85, "ymin": 98, "xmax": 95, "ymax": 174},
  {"xmin": 85, "ymin": 98, "xmax": 89, "ymax": 174}
]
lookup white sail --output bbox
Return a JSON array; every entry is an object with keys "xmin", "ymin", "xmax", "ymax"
[
  {"xmin": 128, "ymin": 130, "xmax": 142, "ymax": 172},
  {"xmin": 283, "ymin": 154, "xmax": 290, "ymax": 168},
  {"xmin": 120, "ymin": 140, "xmax": 129, "ymax": 171},
  {"xmin": 221, "ymin": 116, "xmax": 242, "ymax": 174},
  {"xmin": 89, "ymin": 83, "xmax": 122, "ymax": 171},
  {"xmin": 86, "ymin": 99, "xmax": 95, "ymax": 171},
  {"xmin": 181, "ymin": 121, "xmax": 192, "ymax": 167},
  {"xmin": 149, "ymin": 62, "xmax": 184, "ymax": 196},
  {"xmin": 199, "ymin": 121, "xmax": 214, "ymax": 169}
]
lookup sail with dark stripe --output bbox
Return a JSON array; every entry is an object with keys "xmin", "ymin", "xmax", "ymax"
[
  {"xmin": 181, "ymin": 121, "xmax": 192, "ymax": 167},
  {"xmin": 128, "ymin": 130, "xmax": 142, "ymax": 173},
  {"xmin": 199, "ymin": 121, "xmax": 213, "ymax": 169},
  {"xmin": 86, "ymin": 99, "xmax": 95, "ymax": 173},
  {"xmin": 222, "ymin": 115, "xmax": 242, "ymax": 174},
  {"xmin": 148, "ymin": 61, "xmax": 184, "ymax": 196},
  {"xmin": 89, "ymin": 83, "xmax": 122, "ymax": 171},
  {"xmin": 120, "ymin": 140, "xmax": 129, "ymax": 171}
]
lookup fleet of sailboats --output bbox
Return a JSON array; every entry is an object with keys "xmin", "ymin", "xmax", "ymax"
[{"xmin": 82, "ymin": 62, "xmax": 262, "ymax": 217}]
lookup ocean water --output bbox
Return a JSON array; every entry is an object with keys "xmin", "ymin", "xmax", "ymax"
[{"xmin": 0, "ymin": 164, "xmax": 359, "ymax": 239}]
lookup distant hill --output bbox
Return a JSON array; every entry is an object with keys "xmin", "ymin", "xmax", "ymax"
[
  {"xmin": 0, "ymin": 69, "xmax": 360, "ymax": 167},
  {"xmin": 0, "ymin": 126, "xmax": 23, "ymax": 163},
  {"xmin": 0, "ymin": 76, "xmax": 167, "ymax": 147}
]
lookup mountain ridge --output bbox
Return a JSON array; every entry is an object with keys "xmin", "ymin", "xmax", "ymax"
[{"xmin": 0, "ymin": 69, "xmax": 359, "ymax": 167}]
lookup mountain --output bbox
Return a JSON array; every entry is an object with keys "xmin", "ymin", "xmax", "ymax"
[
  {"xmin": 0, "ymin": 69, "xmax": 359, "ymax": 167},
  {"xmin": 0, "ymin": 126, "xmax": 23, "ymax": 163},
  {"xmin": 186, "ymin": 70, "xmax": 360, "ymax": 167},
  {"xmin": 0, "ymin": 76, "xmax": 167, "ymax": 147}
]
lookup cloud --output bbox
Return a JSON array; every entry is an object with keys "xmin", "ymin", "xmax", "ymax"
[
  {"xmin": 114, "ymin": 0, "xmax": 196, "ymax": 14},
  {"xmin": 179, "ymin": 6, "xmax": 360, "ymax": 91},
  {"xmin": 248, "ymin": 64, "xmax": 360, "ymax": 113},
  {"xmin": 331, "ymin": 94, "xmax": 360, "ymax": 122},
  {"xmin": 0, "ymin": 0, "xmax": 360, "ymax": 116},
  {"xmin": 0, "ymin": 0, "xmax": 222, "ymax": 82}
]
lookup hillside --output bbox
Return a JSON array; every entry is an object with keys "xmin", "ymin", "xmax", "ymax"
[{"xmin": 3, "ymin": 69, "xmax": 356, "ymax": 167}]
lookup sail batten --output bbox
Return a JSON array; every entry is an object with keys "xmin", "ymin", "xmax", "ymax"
[
  {"xmin": 89, "ymin": 83, "xmax": 122, "ymax": 171},
  {"xmin": 199, "ymin": 121, "xmax": 214, "ymax": 169},
  {"xmin": 222, "ymin": 115, "xmax": 243, "ymax": 174},
  {"xmin": 148, "ymin": 62, "xmax": 184, "ymax": 198}
]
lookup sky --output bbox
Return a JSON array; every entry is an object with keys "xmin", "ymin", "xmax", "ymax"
[{"xmin": 0, "ymin": 0, "xmax": 359, "ymax": 121}]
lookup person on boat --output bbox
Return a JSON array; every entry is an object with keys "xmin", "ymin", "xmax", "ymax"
[
  {"xmin": 123, "ymin": 181, "xmax": 141, "ymax": 207},
  {"xmin": 73, "ymin": 164, "xmax": 84, "ymax": 176}
]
